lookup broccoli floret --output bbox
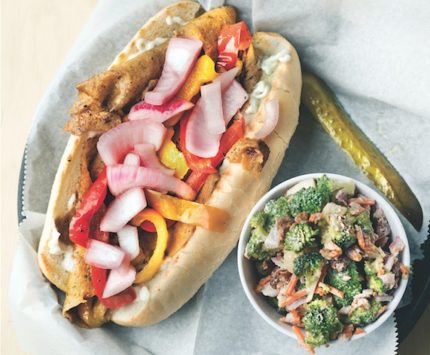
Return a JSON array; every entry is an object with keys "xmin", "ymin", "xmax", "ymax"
[
  {"xmin": 327, "ymin": 262, "xmax": 363, "ymax": 308},
  {"xmin": 287, "ymin": 176, "xmax": 333, "ymax": 217},
  {"xmin": 293, "ymin": 252, "xmax": 325, "ymax": 277},
  {"xmin": 368, "ymin": 275, "xmax": 386, "ymax": 293},
  {"xmin": 353, "ymin": 210, "xmax": 374, "ymax": 234},
  {"xmin": 328, "ymin": 224, "xmax": 356, "ymax": 249},
  {"xmin": 245, "ymin": 212, "xmax": 275, "ymax": 260},
  {"xmin": 364, "ymin": 259, "xmax": 387, "ymax": 293},
  {"xmin": 263, "ymin": 196, "xmax": 290, "ymax": 226},
  {"xmin": 303, "ymin": 299, "xmax": 343, "ymax": 346},
  {"xmin": 284, "ymin": 223, "xmax": 319, "ymax": 252},
  {"xmin": 349, "ymin": 299, "xmax": 381, "ymax": 326}
]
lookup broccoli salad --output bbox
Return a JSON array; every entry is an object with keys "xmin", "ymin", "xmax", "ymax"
[{"xmin": 245, "ymin": 176, "xmax": 409, "ymax": 352}]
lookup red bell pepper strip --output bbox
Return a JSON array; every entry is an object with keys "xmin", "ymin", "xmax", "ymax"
[
  {"xmin": 69, "ymin": 168, "xmax": 108, "ymax": 248},
  {"xmin": 184, "ymin": 115, "xmax": 245, "ymax": 193},
  {"xmin": 216, "ymin": 21, "xmax": 252, "ymax": 71},
  {"xmin": 140, "ymin": 218, "xmax": 175, "ymax": 232}
]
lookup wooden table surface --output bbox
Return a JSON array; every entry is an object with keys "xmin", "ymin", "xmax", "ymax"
[{"xmin": 1, "ymin": 1, "xmax": 429, "ymax": 354}]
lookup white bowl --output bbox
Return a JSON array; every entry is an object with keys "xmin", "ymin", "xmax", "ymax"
[{"xmin": 237, "ymin": 173, "xmax": 410, "ymax": 341}]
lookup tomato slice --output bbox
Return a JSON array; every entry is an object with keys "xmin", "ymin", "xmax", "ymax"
[{"xmin": 216, "ymin": 21, "xmax": 252, "ymax": 71}]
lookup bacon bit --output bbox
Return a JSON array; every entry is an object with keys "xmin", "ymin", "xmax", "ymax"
[
  {"xmin": 354, "ymin": 327, "xmax": 365, "ymax": 335},
  {"xmin": 309, "ymin": 212, "xmax": 324, "ymax": 223},
  {"xmin": 292, "ymin": 326, "xmax": 315, "ymax": 355},
  {"xmin": 346, "ymin": 245, "xmax": 363, "ymax": 262},
  {"xmin": 340, "ymin": 324, "xmax": 354, "ymax": 340},
  {"xmin": 294, "ymin": 212, "xmax": 309, "ymax": 224},
  {"xmin": 279, "ymin": 289, "xmax": 308, "ymax": 308},
  {"xmin": 349, "ymin": 196, "xmax": 376, "ymax": 206},
  {"xmin": 399, "ymin": 263, "xmax": 410, "ymax": 278},
  {"xmin": 255, "ymin": 275, "xmax": 271, "ymax": 292},
  {"xmin": 377, "ymin": 305, "xmax": 388, "ymax": 317},
  {"xmin": 318, "ymin": 282, "xmax": 345, "ymax": 299},
  {"xmin": 285, "ymin": 274, "xmax": 299, "ymax": 296},
  {"xmin": 320, "ymin": 241, "xmax": 342, "ymax": 260}
]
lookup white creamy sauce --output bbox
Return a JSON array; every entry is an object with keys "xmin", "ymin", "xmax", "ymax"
[
  {"xmin": 48, "ymin": 228, "xmax": 62, "ymax": 255},
  {"xmin": 245, "ymin": 49, "xmax": 290, "ymax": 117},
  {"xmin": 165, "ymin": 15, "xmax": 187, "ymax": 26},
  {"xmin": 134, "ymin": 37, "xmax": 168, "ymax": 56},
  {"xmin": 62, "ymin": 246, "xmax": 75, "ymax": 272},
  {"xmin": 134, "ymin": 285, "xmax": 150, "ymax": 304},
  {"xmin": 67, "ymin": 192, "xmax": 76, "ymax": 211},
  {"xmin": 246, "ymin": 81, "xmax": 270, "ymax": 114},
  {"xmin": 261, "ymin": 49, "xmax": 291, "ymax": 75}
]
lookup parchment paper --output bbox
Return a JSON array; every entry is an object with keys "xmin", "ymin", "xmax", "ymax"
[{"xmin": 10, "ymin": 0, "xmax": 430, "ymax": 354}]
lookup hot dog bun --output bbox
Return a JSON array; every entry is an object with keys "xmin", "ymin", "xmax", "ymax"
[{"xmin": 38, "ymin": 2, "xmax": 301, "ymax": 326}]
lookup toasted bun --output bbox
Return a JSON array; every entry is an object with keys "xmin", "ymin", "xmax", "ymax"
[{"xmin": 38, "ymin": 3, "xmax": 301, "ymax": 327}]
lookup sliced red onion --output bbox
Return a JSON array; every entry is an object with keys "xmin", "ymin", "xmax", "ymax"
[
  {"xmin": 389, "ymin": 236, "xmax": 405, "ymax": 256},
  {"xmin": 185, "ymin": 100, "xmax": 222, "ymax": 158},
  {"xmin": 134, "ymin": 143, "xmax": 174, "ymax": 176},
  {"xmin": 264, "ymin": 226, "xmax": 281, "ymax": 250},
  {"xmin": 200, "ymin": 81, "xmax": 225, "ymax": 134},
  {"xmin": 117, "ymin": 225, "xmax": 140, "ymax": 260},
  {"xmin": 261, "ymin": 283, "xmax": 279, "ymax": 297},
  {"xmin": 254, "ymin": 99, "xmax": 279, "ymax": 139},
  {"xmin": 100, "ymin": 188, "xmax": 147, "ymax": 232},
  {"xmin": 145, "ymin": 37, "xmax": 203, "ymax": 105},
  {"xmin": 384, "ymin": 254, "xmax": 397, "ymax": 272},
  {"xmin": 129, "ymin": 98, "xmax": 194, "ymax": 122},
  {"xmin": 379, "ymin": 273, "xmax": 396, "ymax": 290},
  {"xmin": 84, "ymin": 239, "xmax": 125, "ymax": 269},
  {"xmin": 102, "ymin": 257, "xmax": 137, "ymax": 298},
  {"xmin": 221, "ymin": 80, "xmax": 248, "ymax": 125},
  {"xmin": 271, "ymin": 255, "xmax": 288, "ymax": 269},
  {"xmin": 97, "ymin": 121, "xmax": 166, "ymax": 165},
  {"xmin": 123, "ymin": 153, "xmax": 140, "ymax": 166},
  {"xmin": 375, "ymin": 294, "xmax": 394, "ymax": 303},
  {"xmin": 107, "ymin": 165, "xmax": 196, "ymax": 200},
  {"xmin": 286, "ymin": 296, "xmax": 308, "ymax": 311},
  {"xmin": 353, "ymin": 289, "xmax": 374, "ymax": 299},
  {"xmin": 214, "ymin": 67, "xmax": 239, "ymax": 91}
]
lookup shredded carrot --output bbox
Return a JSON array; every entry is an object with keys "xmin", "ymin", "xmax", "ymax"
[
  {"xmin": 309, "ymin": 212, "xmax": 323, "ymax": 223},
  {"xmin": 318, "ymin": 282, "xmax": 345, "ymax": 299},
  {"xmin": 285, "ymin": 274, "xmax": 299, "ymax": 296},
  {"xmin": 400, "ymin": 263, "xmax": 410, "ymax": 278},
  {"xmin": 342, "ymin": 324, "xmax": 354, "ymax": 340},
  {"xmin": 315, "ymin": 286, "xmax": 327, "ymax": 297},
  {"xmin": 354, "ymin": 327, "xmax": 365, "ymax": 335},
  {"xmin": 377, "ymin": 305, "xmax": 388, "ymax": 317},
  {"xmin": 255, "ymin": 275, "xmax": 271, "ymax": 292},
  {"xmin": 280, "ymin": 289, "xmax": 308, "ymax": 308},
  {"xmin": 350, "ymin": 196, "xmax": 376, "ymax": 206},
  {"xmin": 290, "ymin": 309, "xmax": 302, "ymax": 324},
  {"xmin": 292, "ymin": 326, "xmax": 315, "ymax": 355},
  {"xmin": 377, "ymin": 268, "xmax": 385, "ymax": 276}
]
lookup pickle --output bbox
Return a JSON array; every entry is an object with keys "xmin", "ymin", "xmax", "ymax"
[{"xmin": 301, "ymin": 72, "xmax": 423, "ymax": 230}]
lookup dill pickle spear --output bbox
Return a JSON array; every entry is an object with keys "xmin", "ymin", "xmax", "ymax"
[{"xmin": 301, "ymin": 72, "xmax": 423, "ymax": 230}]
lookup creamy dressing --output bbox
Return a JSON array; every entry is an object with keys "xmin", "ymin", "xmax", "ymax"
[
  {"xmin": 62, "ymin": 246, "xmax": 75, "ymax": 272},
  {"xmin": 134, "ymin": 285, "xmax": 150, "ymax": 304},
  {"xmin": 48, "ymin": 228, "xmax": 62, "ymax": 255},
  {"xmin": 165, "ymin": 15, "xmax": 187, "ymax": 26},
  {"xmin": 67, "ymin": 192, "xmax": 76, "ymax": 211},
  {"xmin": 261, "ymin": 49, "xmax": 291, "ymax": 75},
  {"xmin": 134, "ymin": 37, "xmax": 168, "ymax": 56},
  {"xmin": 245, "ymin": 49, "xmax": 291, "ymax": 119},
  {"xmin": 245, "ymin": 81, "xmax": 270, "ymax": 114}
]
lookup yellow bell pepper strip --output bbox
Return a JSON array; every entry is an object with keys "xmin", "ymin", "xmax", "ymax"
[
  {"xmin": 157, "ymin": 128, "xmax": 189, "ymax": 179},
  {"xmin": 145, "ymin": 190, "xmax": 230, "ymax": 233},
  {"xmin": 131, "ymin": 209, "xmax": 169, "ymax": 284},
  {"xmin": 165, "ymin": 55, "xmax": 218, "ymax": 126}
]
